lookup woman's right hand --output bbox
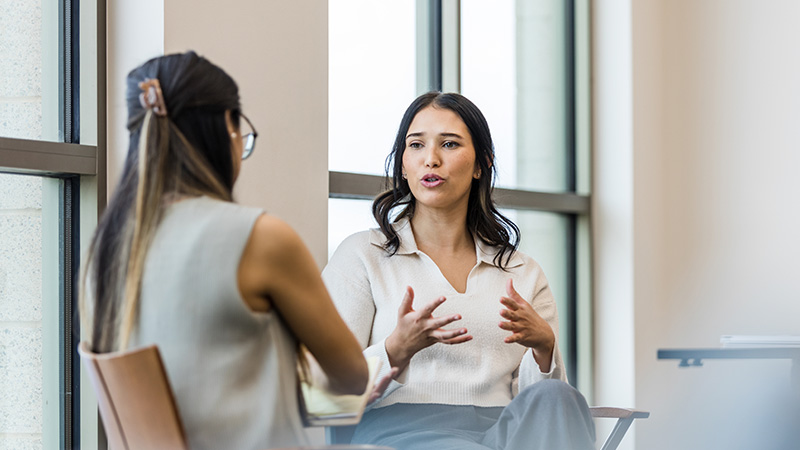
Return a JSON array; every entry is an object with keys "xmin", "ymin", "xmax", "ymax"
[{"xmin": 384, "ymin": 286, "xmax": 472, "ymax": 374}]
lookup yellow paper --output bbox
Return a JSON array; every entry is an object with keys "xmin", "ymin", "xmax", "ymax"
[{"xmin": 300, "ymin": 356, "xmax": 382, "ymax": 426}]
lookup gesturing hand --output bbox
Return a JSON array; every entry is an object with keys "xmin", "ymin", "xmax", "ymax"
[
  {"xmin": 385, "ymin": 286, "xmax": 471, "ymax": 373},
  {"xmin": 367, "ymin": 367, "xmax": 400, "ymax": 405},
  {"xmin": 499, "ymin": 279, "xmax": 555, "ymax": 371}
]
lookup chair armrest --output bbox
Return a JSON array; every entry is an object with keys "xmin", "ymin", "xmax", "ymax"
[
  {"xmin": 590, "ymin": 407, "xmax": 650, "ymax": 450},
  {"xmin": 590, "ymin": 407, "xmax": 650, "ymax": 420}
]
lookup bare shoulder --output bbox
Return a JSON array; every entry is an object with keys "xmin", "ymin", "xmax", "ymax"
[
  {"xmin": 238, "ymin": 213, "xmax": 312, "ymax": 305},
  {"xmin": 248, "ymin": 213, "xmax": 305, "ymax": 261}
]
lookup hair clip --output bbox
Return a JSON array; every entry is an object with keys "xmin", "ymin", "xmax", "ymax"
[{"xmin": 138, "ymin": 78, "xmax": 168, "ymax": 117}]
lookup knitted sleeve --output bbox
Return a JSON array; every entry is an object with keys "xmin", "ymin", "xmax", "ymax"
[
  {"xmin": 321, "ymin": 235, "xmax": 374, "ymax": 348},
  {"xmin": 321, "ymin": 232, "xmax": 403, "ymax": 404}
]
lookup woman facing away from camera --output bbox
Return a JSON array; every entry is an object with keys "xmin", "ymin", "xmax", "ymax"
[
  {"xmin": 322, "ymin": 92, "xmax": 596, "ymax": 450},
  {"xmin": 80, "ymin": 51, "xmax": 369, "ymax": 450}
]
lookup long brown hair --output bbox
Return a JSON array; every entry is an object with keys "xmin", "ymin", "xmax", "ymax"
[
  {"xmin": 81, "ymin": 52, "xmax": 241, "ymax": 352},
  {"xmin": 373, "ymin": 92, "xmax": 520, "ymax": 268}
]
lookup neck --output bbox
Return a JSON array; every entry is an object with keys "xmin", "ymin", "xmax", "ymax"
[{"xmin": 410, "ymin": 203, "xmax": 473, "ymax": 254}]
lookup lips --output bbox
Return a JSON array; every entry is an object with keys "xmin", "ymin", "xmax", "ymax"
[{"xmin": 420, "ymin": 173, "xmax": 445, "ymax": 188}]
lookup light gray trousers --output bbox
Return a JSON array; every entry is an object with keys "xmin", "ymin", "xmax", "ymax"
[{"xmin": 352, "ymin": 379, "xmax": 596, "ymax": 450}]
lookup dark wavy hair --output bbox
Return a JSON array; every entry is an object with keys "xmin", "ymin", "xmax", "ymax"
[
  {"xmin": 81, "ymin": 51, "xmax": 242, "ymax": 352},
  {"xmin": 372, "ymin": 92, "xmax": 520, "ymax": 268}
]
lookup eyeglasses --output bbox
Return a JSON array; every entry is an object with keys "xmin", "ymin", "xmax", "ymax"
[{"xmin": 240, "ymin": 113, "xmax": 258, "ymax": 160}]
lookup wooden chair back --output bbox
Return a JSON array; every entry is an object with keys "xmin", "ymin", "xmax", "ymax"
[{"xmin": 78, "ymin": 341, "xmax": 188, "ymax": 450}]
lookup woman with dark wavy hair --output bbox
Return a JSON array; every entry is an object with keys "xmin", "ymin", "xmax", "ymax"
[
  {"xmin": 80, "ymin": 51, "xmax": 369, "ymax": 449},
  {"xmin": 323, "ymin": 92, "xmax": 595, "ymax": 449}
]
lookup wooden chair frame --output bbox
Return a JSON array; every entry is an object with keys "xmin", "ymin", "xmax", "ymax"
[{"xmin": 78, "ymin": 342, "xmax": 393, "ymax": 450}]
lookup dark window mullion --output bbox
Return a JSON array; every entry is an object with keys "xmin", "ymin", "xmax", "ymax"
[
  {"xmin": 70, "ymin": 0, "xmax": 80, "ymax": 144},
  {"xmin": 58, "ymin": 0, "xmax": 81, "ymax": 447},
  {"xmin": 564, "ymin": 0, "xmax": 577, "ymax": 193},
  {"xmin": 565, "ymin": 214, "xmax": 578, "ymax": 385},
  {"xmin": 429, "ymin": 0, "xmax": 442, "ymax": 92},
  {"xmin": 564, "ymin": 0, "xmax": 579, "ymax": 387},
  {"xmin": 66, "ymin": 176, "xmax": 81, "ymax": 450},
  {"xmin": 58, "ymin": 0, "xmax": 70, "ymax": 143},
  {"xmin": 59, "ymin": 0, "xmax": 79, "ymax": 144},
  {"xmin": 57, "ymin": 176, "xmax": 79, "ymax": 450}
]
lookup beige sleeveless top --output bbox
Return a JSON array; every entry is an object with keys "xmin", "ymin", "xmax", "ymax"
[{"xmin": 131, "ymin": 196, "xmax": 309, "ymax": 449}]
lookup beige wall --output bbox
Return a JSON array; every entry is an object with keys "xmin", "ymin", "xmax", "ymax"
[
  {"xmin": 594, "ymin": 0, "xmax": 800, "ymax": 448},
  {"xmin": 108, "ymin": 1, "xmax": 329, "ymax": 266},
  {"xmin": 164, "ymin": 0, "xmax": 329, "ymax": 266}
]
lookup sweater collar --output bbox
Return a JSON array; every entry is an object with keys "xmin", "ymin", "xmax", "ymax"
[{"xmin": 369, "ymin": 217, "xmax": 523, "ymax": 268}]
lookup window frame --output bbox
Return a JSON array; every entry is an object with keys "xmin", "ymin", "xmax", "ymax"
[{"xmin": 0, "ymin": 0, "xmax": 107, "ymax": 446}]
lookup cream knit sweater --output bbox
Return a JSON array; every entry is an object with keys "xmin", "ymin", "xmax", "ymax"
[{"xmin": 322, "ymin": 218, "xmax": 566, "ymax": 409}]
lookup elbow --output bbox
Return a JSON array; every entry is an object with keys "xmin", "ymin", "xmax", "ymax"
[{"xmin": 330, "ymin": 357, "xmax": 369, "ymax": 395}]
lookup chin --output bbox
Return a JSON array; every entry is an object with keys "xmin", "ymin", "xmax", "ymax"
[{"xmin": 414, "ymin": 196, "xmax": 459, "ymax": 211}]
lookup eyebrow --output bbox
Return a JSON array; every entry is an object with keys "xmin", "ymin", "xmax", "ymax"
[{"xmin": 406, "ymin": 132, "xmax": 465, "ymax": 140}]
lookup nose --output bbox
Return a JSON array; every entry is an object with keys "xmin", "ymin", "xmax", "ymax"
[{"xmin": 424, "ymin": 146, "xmax": 441, "ymax": 168}]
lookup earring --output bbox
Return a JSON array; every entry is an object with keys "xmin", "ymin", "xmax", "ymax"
[{"xmin": 402, "ymin": 172, "xmax": 407, "ymax": 179}]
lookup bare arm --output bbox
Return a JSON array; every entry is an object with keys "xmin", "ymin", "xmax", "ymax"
[{"xmin": 237, "ymin": 214, "xmax": 369, "ymax": 395}]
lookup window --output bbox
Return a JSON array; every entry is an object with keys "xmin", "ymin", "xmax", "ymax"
[
  {"xmin": 0, "ymin": 0, "xmax": 105, "ymax": 447},
  {"xmin": 328, "ymin": 0, "xmax": 592, "ymax": 392},
  {"xmin": 328, "ymin": 0, "xmax": 416, "ymax": 177},
  {"xmin": 0, "ymin": 174, "xmax": 46, "ymax": 449}
]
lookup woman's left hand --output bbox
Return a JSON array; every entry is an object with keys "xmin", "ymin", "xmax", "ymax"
[
  {"xmin": 367, "ymin": 367, "xmax": 400, "ymax": 405},
  {"xmin": 499, "ymin": 279, "xmax": 555, "ymax": 371}
]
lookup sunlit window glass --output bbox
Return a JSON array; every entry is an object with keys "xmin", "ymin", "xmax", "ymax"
[
  {"xmin": 328, "ymin": 0, "xmax": 417, "ymax": 176},
  {"xmin": 462, "ymin": 0, "xmax": 570, "ymax": 193},
  {"xmin": 328, "ymin": 198, "xmax": 375, "ymax": 259},
  {"xmin": 0, "ymin": 2, "xmax": 62, "ymax": 142}
]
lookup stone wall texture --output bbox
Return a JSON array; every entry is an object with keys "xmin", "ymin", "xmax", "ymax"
[{"xmin": 0, "ymin": 0, "xmax": 46, "ymax": 447}]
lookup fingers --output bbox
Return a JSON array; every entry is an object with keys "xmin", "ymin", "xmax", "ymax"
[
  {"xmin": 377, "ymin": 368, "xmax": 398, "ymax": 387},
  {"xmin": 506, "ymin": 279, "xmax": 526, "ymax": 304},
  {"xmin": 420, "ymin": 295, "xmax": 447, "ymax": 317},
  {"xmin": 501, "ymin": 290, "xmax": 543, "ymax": 321},
  {"xmin": 368, "ymin": 392, "xmax": 380, "ymax": 404},
  {"xmin": 370, "ymin": 375, "xmax": 391, "ymax": 399},
  {"xmin": 506, "ymin": 278, "xmax": 518, "ymax": 298},
  {"xmin": 376, "ymin": 372, "xmax": 393, "ymax": 389},
  {"xmin": 432, "ymin": 327, "xmax": 468, "ymax": 341},
  {"xmin": 439, "ymin": 333, "xmax": 473, "ymax": 345},
  {"xmin": 499, "ymin": 308, "xmax": 518, "ymax": 321},
  {"xmin": 500, "ymin": 296, "xmax": 519, "ymax": 311},
  {"xmin": 498, "ymin": 320, "xmax": 521, "ymax": 332},
  {"xmin": 398, "ymin": 286, "xmax": 415, "ymax": 315},
  {"xmin": 504, "ymin": 333, "xmax": 522, "ymax": 344},
  {"xmin": 430, "ymin": 314, "xmax": 462, "ymax": 329},
  {"xmin": 367, "ymin": 367, "xmax": 398, "ymax": 404}
]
